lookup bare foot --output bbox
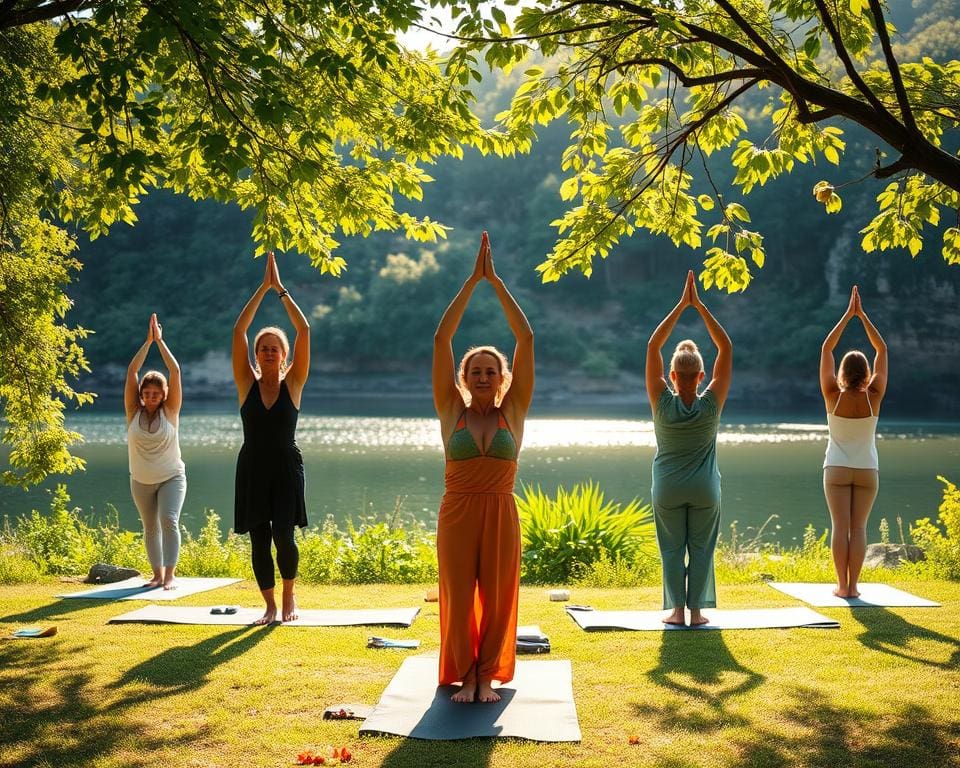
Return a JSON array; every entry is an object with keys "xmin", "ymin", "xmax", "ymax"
[
  {"xmin": 847, "ymin": 586, "xmax": 860, "ymax": 599},
  {"xmin": 281, "ymin": 579, "xmax": 298, "ymax": 622},
  {"xmin": 451, "ymin": 668, "xmax": 477, "ymax": 702},
  {"xmin": 663, "ymin": 608, "xmax": 685, "ymax": 626},
  {"xmin": 254, "ymin": 605, "xmax": 278, "ymax": 625},
  {"xmin": 145, "ymin": 576, "xmax": 163, "ymax": 589},
  {"xmin": 832, "ymin": 587, "xmax": 850, "ymax": 598},
  {"xmin": 477, "ymin": 680, "xmax": 501, "ymax": 703},
  {"xmin": 282, "ymin": 593, "xmax": 298, "ymax": 622},
  {"xmin": 162, "ymin": 575, "xmax": 177, "ymax": 591},
  {"xmin": 689, "ymin": 610, "xmax": 709, "ymax": 626}
]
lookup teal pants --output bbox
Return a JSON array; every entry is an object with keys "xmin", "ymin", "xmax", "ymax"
[{"xmin": 653, "ymin": 499, "xmax": 721, "ymax": 610}]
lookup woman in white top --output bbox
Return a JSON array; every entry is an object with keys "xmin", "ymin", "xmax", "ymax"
[
  {"xmin": 125, "ymin": 313, "xmax": 186, "ymax": 589},
  {"xmin": 820, "ymin": 286, "xmax": 887, "ymax": 598}
]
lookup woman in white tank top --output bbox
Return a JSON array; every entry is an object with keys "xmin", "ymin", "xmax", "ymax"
[
  {"xmin": 820, "ymin": 286, "xmax": 887, "ymax": 598},
  {"xmin": 125, "ymin": 314, "xmax": 186, "ymax": 590}
]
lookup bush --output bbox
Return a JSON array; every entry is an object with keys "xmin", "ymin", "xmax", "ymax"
[
  {"xmin": 177, "ymin": 510, "xmax": 252, "ymax": 578},
  {"xmin": 572, "ymin": 550, "xmax": 660, "ymax": 588},
  {"xmin": 0, "ymin": 540, "xmax": 43, "ymax": 584},
  {"xmin": 517, "ymin": 481, "xmax": 656, "ymax": 584},
  {"xmin": 13, "ymin": 486, "xmax": 98, "ymax": 575},
  {"xmin": 907, "ymin": 476, "xmax": 960, "ymax": 580},
  {"xmin": 335, "ymin": 514, "xmax": 437, "ymax": 585}
]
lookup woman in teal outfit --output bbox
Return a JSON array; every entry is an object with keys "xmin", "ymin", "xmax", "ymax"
[{"xmin": 646, "ymin": 271, "xmax": 732, "ymax": 626}]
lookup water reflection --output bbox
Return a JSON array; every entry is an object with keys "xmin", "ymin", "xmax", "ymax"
[{"xmin": 71, "ymin": 414, "xmax": 844, "ymax": 450}]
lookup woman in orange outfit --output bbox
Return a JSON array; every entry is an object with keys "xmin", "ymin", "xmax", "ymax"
[{"xmin": 432, "ymin": 231, "xmax": 534, "ymax": 703}]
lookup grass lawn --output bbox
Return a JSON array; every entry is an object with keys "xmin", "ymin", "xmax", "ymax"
[{"xmin": 1, "ymin": 580, "xmax": 959, "ymax": 768}]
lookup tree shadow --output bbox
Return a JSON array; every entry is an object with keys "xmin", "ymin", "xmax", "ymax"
[
  {"xmin": 1, "ymin": 596, "xmax": 111, "ymax": 625},
  {"xmin": 634, "ymin": 631, "xmax": 766, "ymax": 733},
  {"xmin": 851, "ymin": 608, "xmax": 960, "ymax": 669},
  {"xmin": 0, "ymin": 638, "xmax": 205, "ymax": 768},
  {"xmin": 109, "ymin": 625, "xmax": 273, "ymax": 701},
  {"xmin": 727, "ymin": 686, "xmax": 960, "ymax": 768}
]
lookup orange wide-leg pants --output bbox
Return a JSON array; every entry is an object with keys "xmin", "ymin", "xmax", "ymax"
[{"xmin": 436, "ymin": 456, "xmax": 520, "ymax": 686}]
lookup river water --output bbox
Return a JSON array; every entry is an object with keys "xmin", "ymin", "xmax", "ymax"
[{"xmin": 1, "ymin": 402, "xmax": 958, "ymax": 547}]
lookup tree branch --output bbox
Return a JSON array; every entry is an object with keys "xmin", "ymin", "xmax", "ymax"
[
  {"xmin": 604, "ymin": 56, "xmax": 764, "ymax": 87},
  {"xmin": 0, "ymin": 0, "xmax": 93, "ymax": 30},
  {"xmin": 867, "ymin": 0, "xmax": 918, "ymax": 135}
]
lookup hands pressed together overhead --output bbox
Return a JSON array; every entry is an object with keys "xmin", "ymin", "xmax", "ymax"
[{"xmin": 470, "ymin": 231, "xmax": 500, "ymax": 284}]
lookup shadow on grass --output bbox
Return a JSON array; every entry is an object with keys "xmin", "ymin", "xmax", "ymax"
[
  {"xmin": 0, "ymin": 637, "xmax": 206, "ymax": 768},
  {"xmin": 635, "ymin": 630, "xmax": 765, "ymax": 732},
  {"xmin": 379, "ymin": 733, "xmax": 496, "ymax": 768},
  {"xmin": 851, "ymin": 607, "xmax": 960, "ymax": 669},
  {"xmin": 109, "ymin": 625, "xmax": 273, "ymax": 697},
  {"xmin": 728, "ymin": 688, "xmax": 960, "ymax": 768},
  {"xmin": 0, "ymin": 596, "xmax": 110, "ymax": 625}
]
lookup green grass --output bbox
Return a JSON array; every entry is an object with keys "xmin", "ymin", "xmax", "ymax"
[{"xmin": 2, "ymin": 580, "xmax": 959, "ymax": 768}]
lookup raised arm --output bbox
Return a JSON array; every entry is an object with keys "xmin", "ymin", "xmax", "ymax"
[
  {"xmin": 820, "ymin": 286, "xmax": 857, "ymax": 404},
  {"xmin": 125, "ymin": 319, "xmax": 154, "ymax": 423},
  {"xmin": 271, "ymin": 254, "xmax": 310, "ymax": 406},
  {"xmin": 232, "ymin": 254, "xmax": 272, "ymax": 402},
  {"xmin": 152, "ymin": 313, "xmax": 182, "ymax": 422},
  {"xmin": 856, "ymin": 291, "xmax": 887, "ymax": 402},
  {"xmin": 689, "ymin": 276, "xmax": 733, "ymax": 410},
  {"xmin": 486, "ymin": 234, "xmax": 534, "ymax": 424},
  {"xmin": 646, "ymin": 273, "xmax": 691, "ymax": 412},
  {"xmin": 432, "ymin": 236, "xmax": 484, "ymax": 421}
]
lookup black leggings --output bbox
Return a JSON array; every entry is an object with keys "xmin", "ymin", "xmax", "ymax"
[{"xmin": 249, "ymin": 521, "xmax": 299, "ymax": 590}]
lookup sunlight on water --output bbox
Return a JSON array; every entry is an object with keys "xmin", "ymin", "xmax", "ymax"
[{"xmin": 73, "ymin": 414, "xmax": 836, "ymax": 450}]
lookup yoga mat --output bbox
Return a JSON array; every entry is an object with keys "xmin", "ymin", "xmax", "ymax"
[
  {"xmin": 57, "ymin": 577, "xmax": 240, "ymax": 601},
  {"xmin": 768, "ymin": 582, "xmax": 941, "ymax": 608},
  {"xmin": 108, "ymin": 604, "xmax": 421, "ymax": 627},
  {"xmin": 565, "ymin": 606, "xmax": 839, "ymax": 630},
  {"xmin": 359, "ymin": 656, "xmax": 581, "ymax": 742}
]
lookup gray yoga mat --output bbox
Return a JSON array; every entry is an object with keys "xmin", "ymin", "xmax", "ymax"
[
  {"xmin": 57, "ymin": 577, "xmax": 240, "ymax": 601},
  {"xmin": 108, "ymin": 604, "xmax": 421, "ymax": 627},
  {"xmin": 566, "ymin": 606, "xmax": 839, "ymax": 630},
  {"xmin": 359, "ymin": 656, "xmax": 581, "ymax": 742},
  {"xmin": 768, "ymin": 582, "xmax": 941, "ymax": 607}
]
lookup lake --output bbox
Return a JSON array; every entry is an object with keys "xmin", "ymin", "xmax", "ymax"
[{"xmin": 1, "ymin": 400, "xmax": 958, "ymax": 547}]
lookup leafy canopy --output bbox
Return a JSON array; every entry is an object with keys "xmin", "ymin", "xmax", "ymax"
[{"xmin": 429, "ymin": 0, "xmax": 960, "ymax": 290}]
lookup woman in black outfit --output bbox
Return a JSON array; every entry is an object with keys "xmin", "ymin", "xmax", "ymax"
[{"xmin": 232, "ymin": 252, "xmax": 311, "ymax": 624}]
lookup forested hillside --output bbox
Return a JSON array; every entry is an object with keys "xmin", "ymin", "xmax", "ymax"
[{"xmin": 66, "ymin": 2, "xmax": 960, "ymax": 415}]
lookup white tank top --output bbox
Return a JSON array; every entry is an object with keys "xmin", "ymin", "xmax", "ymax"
[
  {"xmin": 823, "ymin": 392, "xmax": 879, "ymax": 470},
  {"xmin": 127, "ymin": 408, "xmax": 185, "ymax": 484}
]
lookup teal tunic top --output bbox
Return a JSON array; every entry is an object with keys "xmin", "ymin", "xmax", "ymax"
[{"xmin": 651, "ymin": 388, "xmax": 722, "ymax": 508}]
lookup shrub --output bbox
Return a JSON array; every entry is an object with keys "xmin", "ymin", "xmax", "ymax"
[
  {"xmin": 572, "ymin": 550, "xmax": 660, "ymax": 588},
  {"xmin": 335, "ymin": 516, "xmax": 437, "ymax": 584},
  {"xmin": 908, "ymin": 476, "xmax": 960, "ymax": 580},
  {"xmin": 177, "ymin": 510, "xmax": 251, "ymax": 578},
  {"xmin": 298, "ymin": 517, "xmax": 343, "ymax": 584},
  {"xmin": 14, "ymin": 486, "xmax": 98, "ymax": 574},
  {"xmin": 517, "ymin": 481, "xmax": 656, "ymax": 584},
  {"xmin": 0, "ymin": 540, "xmax": 43, "ymax": 584}
]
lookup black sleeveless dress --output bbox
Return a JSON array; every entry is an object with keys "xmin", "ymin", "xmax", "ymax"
[{"xmin": 234, "ymin": 380, "xmax": 307, "ymax": 534}]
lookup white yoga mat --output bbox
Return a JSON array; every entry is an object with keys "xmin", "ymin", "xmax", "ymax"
[
  {"xmin": 108, "ymin": 604, "xmax": 421, "ymax": 627},
  {"xmin": 57, "ymin": 577, "xmax": 240, "ymax": 601},
  {"xmin": 768, "ymin": 582, "xmax": 941, "ymax": 608},
  {"xmin": 566, "ymin": 606, "xmax": 839, "ymax": 630},
  {"xmin": 359, "ymin": 656, "xmax": 581, "ymax": 741}
]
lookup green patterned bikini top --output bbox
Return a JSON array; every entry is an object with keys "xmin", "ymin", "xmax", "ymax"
[{"xmin": 447, "ymin": 410, "xmax": 518, "ymax": 461}]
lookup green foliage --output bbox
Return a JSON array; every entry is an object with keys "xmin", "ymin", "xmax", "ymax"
[
  {"xmin": 908, "ymin": 476, "xmax": 960, "ymax": 579},
  {"xmin": 334, "ymin": 514, "xmax": 438, "ymax": 585},
  {"xmin": 716, "ymin": 522, "xmax": 839, "ymax": 585},
  {"xmin": 12, "ymin": 486, "xmax": 98, "ymax": 574},
  {"xmin": 516, "ymin": 481, "xmax": 656, "ymax": 584},
  {"xmin": 434, "ymin": 0, "xmax": 960, "ymax": 289},
  {"xmin": 571, "ymin": 550, "xmax": 659, "ymax": 588},
  {"xmin": 1, "ymin": 1, "xmax": 493, "ymax": 486},
  {"xmin": 177, "ymin": 510, "xmax": 251, "ymax": 579}
]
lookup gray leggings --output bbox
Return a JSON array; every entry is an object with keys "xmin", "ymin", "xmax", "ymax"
[{"xmin": 130, "ymin": 474, "xmax": 186, "ymax": 569}]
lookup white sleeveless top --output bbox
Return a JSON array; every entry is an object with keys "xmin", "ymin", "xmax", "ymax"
[
  {"xmin": 823, "ymin": 392, "xmax": 879, "ymax": 470},
  {"xmin": 127, "ymin": 408, "xmax": 185, "ymax": 484}
]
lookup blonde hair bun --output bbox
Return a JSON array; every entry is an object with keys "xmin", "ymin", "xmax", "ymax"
[{"xmin": 670, "ymin": 339, "xmax": 704, "ymax": 376}]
